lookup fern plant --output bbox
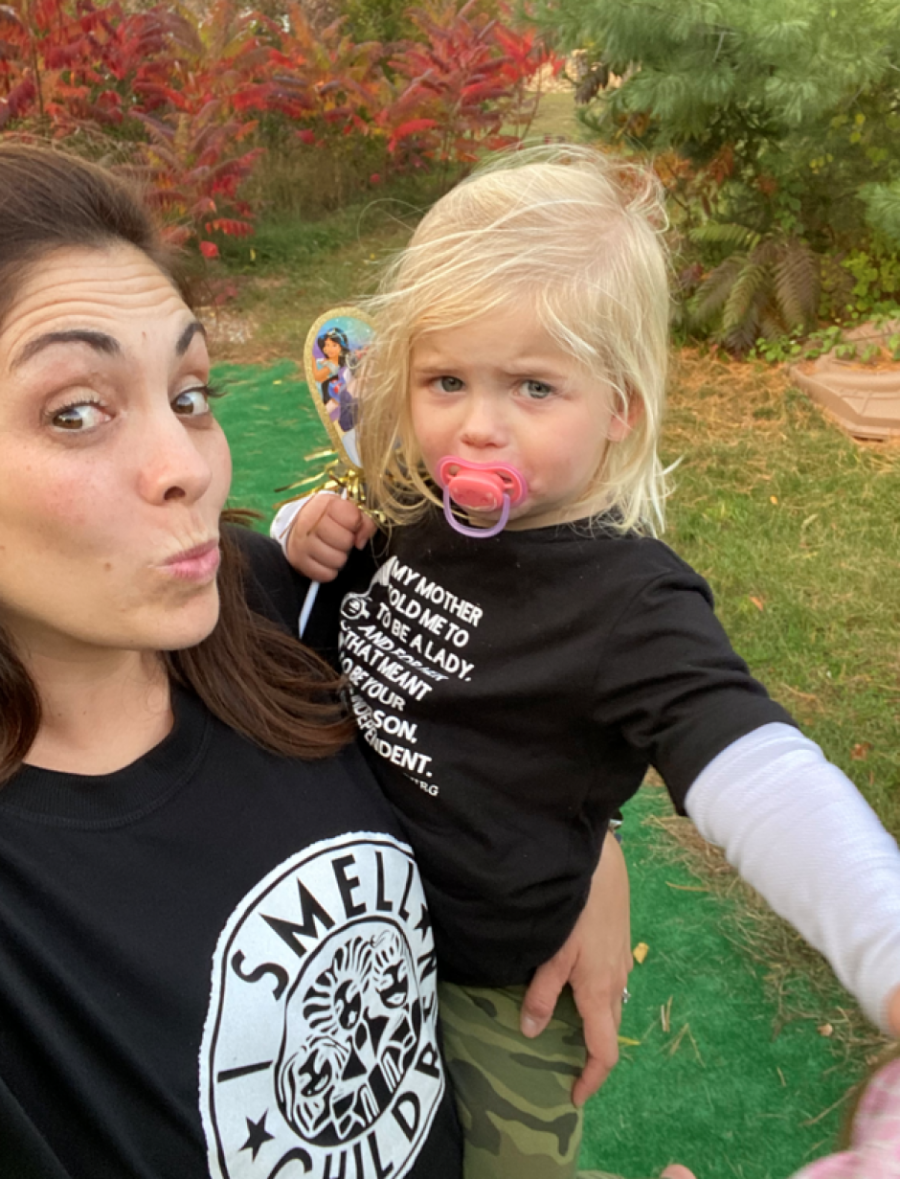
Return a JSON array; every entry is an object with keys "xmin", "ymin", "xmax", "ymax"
[{"xmin": 689, "ymin": 224, "xmax": 821, "ymax": 353}]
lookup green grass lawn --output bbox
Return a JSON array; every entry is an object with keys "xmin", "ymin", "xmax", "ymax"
[
  {"xmin": 663, "ymin": 353, "xmax": 900, "ymax": 829},
  {"xmin": 526, "ymin": 89, "xmax": 583, "ymax": 141}
]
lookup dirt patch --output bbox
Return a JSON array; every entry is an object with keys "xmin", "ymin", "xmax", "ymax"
[
  {"xmin": 198, "ymin": 304, "xmax": 289, "ymax": 365},
  {"xmin": 671, "ymin": 346, "xmax": 900, "ymax": 453}
]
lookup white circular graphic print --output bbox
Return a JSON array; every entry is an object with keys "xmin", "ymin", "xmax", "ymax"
[{"xmin": 201, "ymin": 832, "xmax": 444, "ymax": 1178}]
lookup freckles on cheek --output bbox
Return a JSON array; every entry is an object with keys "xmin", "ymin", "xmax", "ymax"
[
  {"xmin": 210, "ymin": 432, "xmax": 233, "ymax": 507},
  {"xmin": 36, "ymin": 474, "xmax": 107, "ymax": 549}
]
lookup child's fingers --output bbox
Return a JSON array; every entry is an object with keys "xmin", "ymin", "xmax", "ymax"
[
  {"xmin": 355, "ymin": 514, "xmax": 379, "ymax": 549},
  {"xmin": 284, "ymin": 495, "xmax": 337, "ymax": 571},
  {"xmin": 308, "ymin": 496, "xmax": 375, "ymax": 554},
  {"xmin": 298, "ymin": 539, "xmax": 349, "ymax": 582},
  {"xmin": 295, "ymin": 493, "xmax": 358, "ymax": 540},
  {"xmin": 286, "ymin": 494, "xmax": 370, "ymax": 579},
  {"xmin": 314, "ymin": 509, "xmax": 365, "ymax": 554},
  {"xmin": 320, "ymin": 495, "xmax": 366, "ymax": 532},
  {"xmin": 299, "ymin": 556, "xmax": 342, "ymax": 583},
  {"xmin": 301, "ymin": 524, "xmax": 368, "ymax": 579},
  {"xmin": 317, "ymin": 497, "xmax": 377, "ymax": 550}
]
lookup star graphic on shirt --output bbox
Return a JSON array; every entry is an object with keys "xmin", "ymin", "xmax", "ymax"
[{"xmin": 240, "ymin": 1111, "xmax": 275, "ymax": 1160}]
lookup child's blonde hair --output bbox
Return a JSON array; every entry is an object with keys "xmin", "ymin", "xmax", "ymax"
[{"xmin": 358, "ymin": 144, "xmax": 671, "ymax": 534}]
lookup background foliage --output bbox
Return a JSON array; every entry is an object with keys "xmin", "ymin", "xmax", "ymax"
[
  {"xmin": 533, "ymin": 0, "xmax": 900, "ymax": 350},
  {"xmin": 0, "ymin": 0, "xmax": 555, "ymax": 253}
]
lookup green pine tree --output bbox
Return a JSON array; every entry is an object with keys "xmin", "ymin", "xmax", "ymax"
[{"xmin": 532, "ymin": 0, "xmax": 900, "ymax": 347}]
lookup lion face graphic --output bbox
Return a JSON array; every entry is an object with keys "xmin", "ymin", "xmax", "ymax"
[{"xmin": 276, "ymin": 927, "xmax": 419, "ymax": 1145}]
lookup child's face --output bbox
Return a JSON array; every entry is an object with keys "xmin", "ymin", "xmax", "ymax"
[{"xmin": 408, "ymin": 307, "xmax": 632, "ymax": 530}]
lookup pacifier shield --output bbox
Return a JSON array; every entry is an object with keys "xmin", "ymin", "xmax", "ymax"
[
  {"xmin": 435, "ymin": 457, "xmax": 528, "ymax": 539},
  {"xmin": 436, "ymin": 457, "xmax": 527, "ymax": 507},
  {"xmin": 444, "ymin": 470, "xmax": 506, "ymax": 511}
]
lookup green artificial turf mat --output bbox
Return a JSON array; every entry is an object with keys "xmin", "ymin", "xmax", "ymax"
[
  {"xmin": 578, "ymin": 785, "xmax": 862, "ymax": 1179},
  {"xmin": 213, "ymin": 359, "xmax": 330, "ymax": 525},
  {"xmin": 217, "ymin": 361, "xmax": 866, "ymax": 1179}
]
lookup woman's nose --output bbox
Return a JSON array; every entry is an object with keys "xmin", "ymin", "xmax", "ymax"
[{"xmin": 136, "ymin": 408, "xmax": 214, "ymax": 506}]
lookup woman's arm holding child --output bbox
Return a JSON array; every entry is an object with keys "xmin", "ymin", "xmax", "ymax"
[{"xmin": 521, "ymin": 830, "xmax": 633, "ymax": 1106}]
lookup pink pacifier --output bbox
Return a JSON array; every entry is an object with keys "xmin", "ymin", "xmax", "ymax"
[{"xmin": 436, "ymin": 456, "xmax": 528, "ymax": 539}]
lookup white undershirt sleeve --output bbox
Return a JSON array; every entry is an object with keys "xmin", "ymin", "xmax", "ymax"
[
  {"xmin": 270, "ymin": 497, "xmax": 309, "ymax": 548},
  {"xmin": 684, "ymin": 722, "xmax": 900, "ymax": 1032}
]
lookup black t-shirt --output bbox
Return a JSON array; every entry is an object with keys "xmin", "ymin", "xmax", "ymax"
[
  {"xmin": 0, "ymin": 533, "xmax": 461, "ymax": 1179},
  {"xmin": 307, "ymin": 512, "xmax": 795, "ymax": 985}
]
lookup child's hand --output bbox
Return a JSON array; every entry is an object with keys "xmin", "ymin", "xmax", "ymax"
[
  {"xmin": 519, "ymin": 830, "xmax": 632, "ymax": 1106},
  {"xmin": 284, "ymin": 494, "xmax": 377, "ymax": 582}
]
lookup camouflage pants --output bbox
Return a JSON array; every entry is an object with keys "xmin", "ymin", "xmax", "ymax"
[{"xmin": 439, "ymin": 980, "xmax": 597, "ymax": 1179}]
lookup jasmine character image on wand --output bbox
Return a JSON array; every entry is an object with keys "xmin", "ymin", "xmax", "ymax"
[{"xmin": 305, "ymin": 311, "xmax": 374, "ymax": 472}]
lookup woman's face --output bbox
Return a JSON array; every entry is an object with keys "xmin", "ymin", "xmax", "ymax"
[
  {"xmin": 323, "ymin": 336, "xmax": 342, "ymax": 361},
  {"xmin": 0, "ymin": 244, "xmax": 232, "ymax": 664}
]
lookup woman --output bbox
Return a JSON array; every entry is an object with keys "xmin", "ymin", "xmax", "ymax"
[
  {"xmin": 0, "ymin": 142, "xmax": 463, "ymax": 1179},
  {"xmin": 0, "ymin": 144, "xmax": 632, "ymax": 1179}
]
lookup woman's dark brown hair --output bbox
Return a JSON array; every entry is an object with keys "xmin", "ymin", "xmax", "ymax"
[{"xmin": 0, "ymin": 142, "xmax": 352, "ymax": 783}]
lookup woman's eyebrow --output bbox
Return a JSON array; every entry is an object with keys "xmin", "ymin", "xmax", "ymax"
[
  {"xmin": 176, "ymin": 320, "xmax": 206, "ymax": 356},
  {"xmin": 12, "ymin": 328, "xmax": 120, "ymax": 369},
  {"xmin": 12, "ymin": 320, "xmax": 206, "ymax": 369}
]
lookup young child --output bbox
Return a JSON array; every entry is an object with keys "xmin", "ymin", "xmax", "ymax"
[{"xmin": 272, "ymin": 146, "xmax": 900, "ymax": 1178}]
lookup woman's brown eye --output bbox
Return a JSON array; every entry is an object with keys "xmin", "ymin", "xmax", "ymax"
[
  {"xmin": 173, "ymin": 386, "xmax": 214, "ymax": 416},
  {"xmin": 51, "ymin": 402, "xmax": 107, "ymax": 430}
]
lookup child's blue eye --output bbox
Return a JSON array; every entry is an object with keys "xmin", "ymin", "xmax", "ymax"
[
  {"xmin": 436, "ymin": 376, "xmax": 464, "ymax": 393},
  {"xmin": 522, "ymin": 380, "xmax": 553, "ymax": 400}
]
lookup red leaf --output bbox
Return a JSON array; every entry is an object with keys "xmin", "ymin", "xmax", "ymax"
[
  {"xmin": 398, "ymin": 117, "xmax": 440, "ymax": 137},
  {"xmin": 192, "ymin": 196, "xmax": 217, "ymax": 218},
  {"xmin": 205, "ymin": 217, "xmax": 254, "ymax": 237},
  {"xmin": 460, "ymin": 82, "xmax": 510, "ymax": 102},
  {"xmin": 388, "ymin": 117, "xmax": 438, "ymax": 151}
]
